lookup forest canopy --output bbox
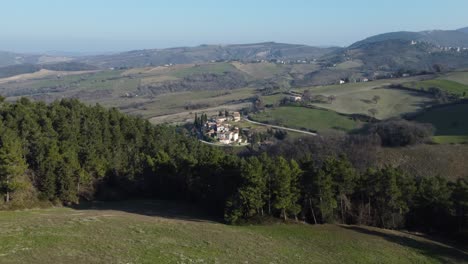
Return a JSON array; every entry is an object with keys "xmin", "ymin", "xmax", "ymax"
[{"xmin": 0, "ymin": 98, "xmax": 466, "ymax": 242}]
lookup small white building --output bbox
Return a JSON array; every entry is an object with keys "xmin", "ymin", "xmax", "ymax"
[
  {"xmin": 289, "ymin": 96, "xmax": 302, "ymax": 102},
  {"xmin": 216, "ymin": 117, "xmax": 227, "ymax": 123},
  {"xmin": 339, "ymin": 80, "xmax": 346, "ymax": 85},
  {"xmin": 232, "ymin": 132, "xmax": 239, "ymax": 142},
  {"xmin": 233, "ymin": 112, "xmax": 241, "ymax": 122}
]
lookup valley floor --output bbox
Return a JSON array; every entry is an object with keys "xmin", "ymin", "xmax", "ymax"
[{"xmin": 0, "ymin": 201, "xmax": 466, "ymax": 263}]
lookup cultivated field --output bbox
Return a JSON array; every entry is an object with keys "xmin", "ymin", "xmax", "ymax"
[{"xmin": 0, "ymin": 201, "xmax": 466, "ymax": 264}]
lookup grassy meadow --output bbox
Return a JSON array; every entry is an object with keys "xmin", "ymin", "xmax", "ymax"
[
  {"xmin": 261, "ymin": 76, "xmax": 435, "ymax": 120},
  {"xmin": 251, "ymin": 106, "xmax": 362, "ymax": 132},
  {"xmin": 0, "ymin": 201, "xmax": 466, "ymax": 264},
  {"xmin": 442, "ymin": 71, "xmax": 468, "ymax": 85},
  {"xmin": 405, "ymin": 79, "xmax": 468, "ymax": 97},
  {"xmin": 413, "ymin": 103, "xmax": 468, "ymax": 135},
  {"xmin": 309, "ymin": 88, "xmax": 434, "ymax": 120}
]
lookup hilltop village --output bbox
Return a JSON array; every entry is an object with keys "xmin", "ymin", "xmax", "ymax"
[{"xmin": 193, "ymin": 111, "xmax": 248, "ymax": 145}]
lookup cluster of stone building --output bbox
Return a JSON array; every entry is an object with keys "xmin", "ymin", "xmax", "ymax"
[{"xmin": 203, "ymin": 112, "xmax": 247, "ymax": 144}]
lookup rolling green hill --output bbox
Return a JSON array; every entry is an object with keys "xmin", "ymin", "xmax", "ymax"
[
  {"xmin": 441, "ymin": 71, "xmax": 468, "ymax": 85},
  {"xmin": 413, "ymin": 103, "xmax": 468, "ymax": 143},
  {"xmin": 0, "ymin": 62, "xmax": 98, "ymax": 78},
  {"xmin": 327, "ymin": 39, "xmax": 468, "ymax": 73},
  {"xmin": 251, "ymin": 106, "xmax": 362, "ymax": 132},
  {"xmin": 413, "ymin": 103, "xmax": 468, "ymax": 135},
  {"xmin": 404, "ymin": 79, "xmax": 468, "ymax": 97},
  {"xmin": 79, "ymin": 42, "xmax": 338, "ymax": 68},
  {"xmin": 0, "ymin": 201, "xmax": 465, "ymax": 264}
]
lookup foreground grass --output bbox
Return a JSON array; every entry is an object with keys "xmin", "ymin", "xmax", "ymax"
[
  {"xmin": 0, "ymin": 201, "xmax": 466, "ymax": 264},
  {"xmin": 0, "ymin": 201, "xmax": 466, "ymax": 263},
  {"xmin": 251, "ymin": 106, "xmax": 362, "ymax": 132}
]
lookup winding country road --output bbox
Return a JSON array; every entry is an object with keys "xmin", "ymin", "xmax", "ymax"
[{"xmin": 244, "ymin": 117, "xmax": 317, "ymax": 136}]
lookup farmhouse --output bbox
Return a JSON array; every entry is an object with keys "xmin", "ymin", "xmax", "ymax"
[
  {"xmin": 233, "ymin": 112, "xmax": 241, "ymax": 122},
  {"xmin": 216, "ymin": 117, "xmax": 227, "ymax": 123},
  {"xmin": 289, "ymin": 96, "xmax": 302, "ymax": 102}
]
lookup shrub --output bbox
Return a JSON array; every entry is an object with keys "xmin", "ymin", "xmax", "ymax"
[{"xmin": 361, "ymin": 119, "xmax": 434, "ymax": 147}]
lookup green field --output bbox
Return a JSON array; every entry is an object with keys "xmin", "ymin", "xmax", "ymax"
[
  {"xmin": 432, "ymin": 135, "xmax": 468, "ymax": 144},
  {"xmin": 310, "ymin": 88, "xmax": 434, "ymax": 120},
  {"xmin": 413, "ymin": 104, "xmax": 468, "ymax": 136},
  {"xmin": 232, "ymin": 61, "xmax": 289, "ymax": 79},
  {"xmin": 251, "ymin": 106, "xmax": 362, "ymax": 132},
  {"xmin": 260, "ymin": 76, "xmax": 435, "ymax": 120},
  {"xmin": 0, "ymin": 201, "xmax": 466, "ymax": 264},
  {"xmin": 0, "ymin": 62, "xmax": 437, "ymax": 124},
  {"xmin": 171, "ymin": 63, "xmax": 238, "ymax": 78},
  {"xmin": 441, "ymin": 71, "xmax": 468, "ymax": 85},
  {"xmin": 405, "ymin": 79, "xmax": 468, "ymax": 97}
]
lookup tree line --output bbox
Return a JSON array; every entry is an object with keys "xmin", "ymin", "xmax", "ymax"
[
  {"xmin": 227, "ymin": 153, "xmax": 467, "ymax": 238},
  {"xmin": 0, "ymin": 98, "xmax": 466, "ymax": 242}
]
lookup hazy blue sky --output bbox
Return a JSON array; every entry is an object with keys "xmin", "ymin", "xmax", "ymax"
[{"xmin": 1, "ymin": 0, "xmax": 467, "ymax": 53}]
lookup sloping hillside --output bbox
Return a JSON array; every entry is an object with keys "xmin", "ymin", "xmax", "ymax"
[
  {"xmin": 0, "ymin": 201, "xmax": 466, "ymax": 264},
  {"xmin": 79, "ymin": 42, "xmax": 337, "ymax": 68},
  {"xmin": 458, "ymin": 27, "xmax": 468, "ymax": 34},
  {"xmin": 351, "ymin": 29, "xmax": 468, "ymax": 48},
  {"xmin": 0, "ymin": 62, "xmax": 98, "ymax": 78},
  {"xmin": 0, "ymin": 51, "xmax": 73, "ymax": 68},
  {"xmin": 328, "ymin": 39, "xmax": 468, "ymax": 72}
]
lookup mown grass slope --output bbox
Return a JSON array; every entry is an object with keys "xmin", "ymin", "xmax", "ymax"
[
  {"xmin": 413, "ymin": 103, "xmax": 468, "ymax": 135},
  {"xmin": 405, "ymin": 79, "xmax": 468, "ymax": 97},
  {"xmin": 309, "ymin": 88, "xmax": 434, "ymax": 120},
  {"xmin": 442, "ymin": 71, "xmax": 468, "ymax": 85},
  {"xmin": 251, "ymin": 106, "xmax": 362, "ymax": 132},
  {"xmin": 413, "ymin": 103, "xmax": 468, "ymax": 144},
  {"xmin": 0, "ymin": 201, "xmax": 466, "ymax": 264}
]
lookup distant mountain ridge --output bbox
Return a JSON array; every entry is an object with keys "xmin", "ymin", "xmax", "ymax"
[
  {"xmin": 458, "ymin": 27, "xmax": 468, "ymax": 34},
  {"xmin": 351, "ymin": 29, "xmax": 468, "ymax": 48},
  {"xmin": 0, "ymin": 62, "xmax": 98, "ymax": 78},
  {"xmin": 78, "ymin": 42, "xmax": 338, "ymax": 68},
  {"xmin": 0, "ymin": 51, "xmax": 75, "ymax": 67},
  {"xmin": 1, "ymin": 26, "xmax": 468, "ymax": 75}
]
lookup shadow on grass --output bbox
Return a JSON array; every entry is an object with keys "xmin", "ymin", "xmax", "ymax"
[
  {"xmin": 341, "ymin": 226, "xmax": 468, "ymax": 263},
  {"xmin": 70, "ymin": 200, "xmax": 222, "ymax": 223}
]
